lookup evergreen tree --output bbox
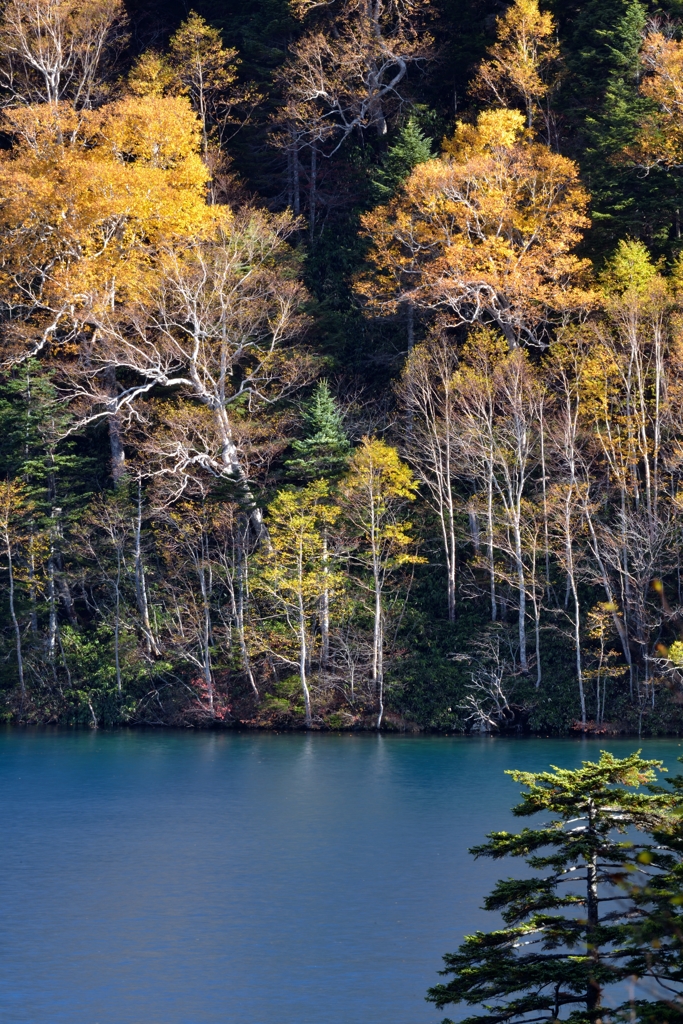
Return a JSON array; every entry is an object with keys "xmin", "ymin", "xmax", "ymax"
[
  {"xmin": 614, "ymin": 759, "xmax": 683, "ymax": 1022},
  {"xmin": 427, "ymin": 752, "xmax": 678, "ymax": 1024},
  {"xmin": 285, "ymin": 381, "xmax": 351, "ymax": 481},
  {"xmin": 555, "ymin": 0, "xmax": 679, "ymax": 258},
  {"xmin": 371, "ymin": 117, "xmax": 433, "ymax": 202},
  {"xmin": 0, "ymin": 362, "xmax": 100, "ymax": 695}
]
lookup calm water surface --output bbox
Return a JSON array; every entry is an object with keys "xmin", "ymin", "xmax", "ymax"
[{"xmin": 1, "ymin": 730, "xmax": 682, "ymax": 1024}]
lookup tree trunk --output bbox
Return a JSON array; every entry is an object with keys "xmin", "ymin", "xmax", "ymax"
[
  {"xmin": 320, "ymin": 529, "xmax": 330, "ymax": 669},
  {"xmin": 539, "ymin": 403, "xmax": 551, "ymax": 589},
  {"xmin": 487, "ymin": 461, "xmax": 497, "ymax": 621},
  {"xmin": 373, "ymin": 571, "xmax": 384, "ymax": 729},
  {"xmin": 28, "ymin": 528, "xmax": 38, "ymax": 632},
  {"xmin": 570, "ymin": 569, "xmax": 585, "ymax": 728},
  {"xmin": 114, "ymin": 547, "xmax": 122, "ymax": 695},
  {"xmin": 47, "ymin": 542, "xmax": 57, "ymax": 664},
  {"xmin": 586, "ymin": 800, "xmax": 601, "ymax": 1015},
  {"xmin": 298, "ymin": 582, "xmax": 311, "ymax": 728},
  {"xmin": 236, "ymin": 517, "xmax": 259, "ymax": 699},
  {"xmin": 134, "ymin": 478, "xmax": 159, "ymax": 656},
  {"xmin": 513, "ymin": 521, "xmax": 528, "ymax": 672},
  {"xmin": 4, "ymin": 529, "xmax": 25, "ymax": 706},
  {"xmin": 309, "ymin": 144, "xmax": 317, "ymax": 238},
  {"xmin": 406, "ymin": 300, "xmax": 414, "ymax": 352},
  {"xmin": 217, "ymin": 410, "xmax": 269, "ymax": 545},
  {"xmin": 105, "ymin": 367, "xmax": 126, "ymax": 484},
  {"xmin": 293, "ymin": 137, "xmax": 300, "ymax": 217},
  {"xmin": 445, "ymin": 501, "xmax": 457, "ymax": 624},
  {"xmin": 198, "ymin": 560, "xmax": 214, "ymax": 716}
]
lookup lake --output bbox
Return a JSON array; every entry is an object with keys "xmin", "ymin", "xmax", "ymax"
[{"xmin": 1, "ymin": 730, "xmax": 682, "ymax": 1024}]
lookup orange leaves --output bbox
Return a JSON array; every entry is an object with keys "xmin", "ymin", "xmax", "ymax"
[
  {"xmin": 631, "ymin": 30, "xmax": 683, "ymax": 169},
  {"xmin": 355, "ymin": 0, "xmax": 588, "ymax": 347},
  {"xmin": 0, "ymin": 95, "xmax": 218, "ymax": 320},
  {"xmin": 99, "ymin": 95, "xmax": 205, "ymax": 168},
  {"xmin": 359, "ymin": 109, "xmax": 591, "ymax": 348}
]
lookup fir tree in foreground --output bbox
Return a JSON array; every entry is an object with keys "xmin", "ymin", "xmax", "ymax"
[{"xmin": 427, "ymin": 752, "xmax": 683, "ymax": 1024}]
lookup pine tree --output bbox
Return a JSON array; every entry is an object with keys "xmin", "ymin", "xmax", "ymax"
[
  {"xmin": 614, "ymin": 759, "xmax": 683, "ymax": 1022},
  {"xmin": 285, "ymin": 381, "xmax": 351, "ymax": 481},
  {"xmin": 370, "ymin": 117, "xmax": 433, "ymax": 201},
  {"xmin": 556, "ymin": 0, "xmax": 679, "ymax": 258},
  {"xmin": 427, "ymin": 751, "xmax": 678, "ymax": 1024}
]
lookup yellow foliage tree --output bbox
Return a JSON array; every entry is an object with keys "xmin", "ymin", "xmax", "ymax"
[
  {"xmin": 253, "ymin": 481, "xmax": 343, "ymax": 727},
  {"xmin": 0, "ymin": 95, "xmax": 217, "ymax": 358},
  {"xmin": 342, "ymin": 438, "xmax": 424, "ymax": 728},
  {"xmin": 470, "ymin": 0, "xmax": 561, "ymax": 134},
  {"xmin": 632, "ymin": 29, "xmax": 683, "ymax": 168},
  {"xmin": 128, "ymin": 12, "xmax": 250, "ymax": 159},
  {"xmin": 168, "ymin": 11, "xmax": 239, "ymax": 155},
  {"xmin": 359, "ymin": 108, "xmax": 591, "ymax": 349}
]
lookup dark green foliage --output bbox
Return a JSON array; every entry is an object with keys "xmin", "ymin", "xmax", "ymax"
[
  {"xmin": 549, "ymin": 0, "xmax": 683, "ymax": 260},
  {"xmin": 285, "ymin": 380, "xmax": 351, "ymax": 481},
  {"xmin": 427, "ymin": 752, "xmax": 679, "ymax": 1024},
  {"xmin": 370, "ymin": 118, "xmax": 433, "ymax": 202}
]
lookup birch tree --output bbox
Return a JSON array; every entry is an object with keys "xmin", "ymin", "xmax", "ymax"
[
  {"xmin": 359, "ymin": 107, "xmax": 591, "ymax": 350},
  {"xmin": 469, "ymin": 0, "xmax": 561, "ymax": 138},
  {"xmin": 253, "ymin": 480, "xmax": 342, "ymax": 728},
  {"xmin": 397, "ymin": 332, "xmax": 459, "ymax": 622},
  {"xmin": 342, "ymin": 438, "xmax": 423, "ymax": 727},
  {"xmin": 67, "ymin": 213, "xmax": 310, "ymax": 539},
  {"xmin": 0, "ymin": 0, "xmax": 128, "ymax": 108}
]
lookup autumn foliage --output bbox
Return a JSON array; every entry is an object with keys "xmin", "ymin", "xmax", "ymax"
[
  {"xmin": 4, "ymin": 0, "xmax": 683, "ymax": 754},
  {"xmin": 360, "ymin": 108, "xmax": 591, "ymax": 348}
]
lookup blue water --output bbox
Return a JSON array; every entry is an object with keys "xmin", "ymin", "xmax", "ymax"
[{"xmin": 1, "ymin": 730, "xmax": 682, "ymax": 1024}]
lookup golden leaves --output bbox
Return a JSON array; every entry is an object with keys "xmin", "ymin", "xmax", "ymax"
[
  {"xmin": 0, "ymin": 95, "xmax": 218, "ymax": 316},
  {"xmin": 358, "ymin": 109, "xmax": 590, "ymax": 345},
  {"xmin": 631, "ymin": 30, "xmax": 683, "ymax": 169},
  {"xmin": 469, "ymin": 0, "xmax": 561, "ymax": 129}
]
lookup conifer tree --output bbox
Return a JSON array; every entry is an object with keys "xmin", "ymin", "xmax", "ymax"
[
  {"xmin": 427, "ymin": 751, "xmax": 678, "ymax": 1024},
  {"xmin": 612, "ymin": 759, "xmax": 683, "ymax": 1021},
  {"xmin": 558, "ymin": 0, "xmax": 677, "ymax": 255},
  {"xmin": 285, "ymin": 380, "xmax": 351, "ymax": 482},
  {"xmin": 370, "ymin": 117, "xmax": 433, "ymax": 202}
]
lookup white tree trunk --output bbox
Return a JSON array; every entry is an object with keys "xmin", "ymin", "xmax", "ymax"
[
  {"xmin": 4, "ymin": 529, "xmax": 25, "ymax": 705},
  {"xmin": 134, "ymin": 478, "xmax": 159, "ymax": 656}
]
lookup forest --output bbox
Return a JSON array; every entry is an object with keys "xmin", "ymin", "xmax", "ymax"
[{"xmin": 3, "ymin": 0, "xmax": 683, "ymax": 733}]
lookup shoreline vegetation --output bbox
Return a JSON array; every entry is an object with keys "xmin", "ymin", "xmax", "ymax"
[{"xmin": 5, "ymin": 0, "xmax": 683, "ymax": 735}]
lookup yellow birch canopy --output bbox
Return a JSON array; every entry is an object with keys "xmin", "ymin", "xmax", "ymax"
[
  {"xmin": 358, "ymin": 108, "xmax": 591, "ymax": 348},
  {"xmin": 0, "ymin": 95, "xmax": 223, "ymax": 323}
]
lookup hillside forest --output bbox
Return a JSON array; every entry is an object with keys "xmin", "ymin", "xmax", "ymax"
[{"xmin": 6, "ymin": 0, "xmax": 683, "ymax": 732}]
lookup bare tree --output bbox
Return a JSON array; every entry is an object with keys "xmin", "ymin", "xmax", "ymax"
[
  {"xmin": 0, "ymin": 0, "xmax": 128, "ymax": 108},
  {"xmin": 68, "ymin": 213, "xmax": 311, "ymax": 540},
  {"xmin": 455, "ymin": 628, "xmax": 518, "ymax": 732},
  {"xmin": 397, "ymin": 332, "xmax": 459, "ymax": 621}
]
